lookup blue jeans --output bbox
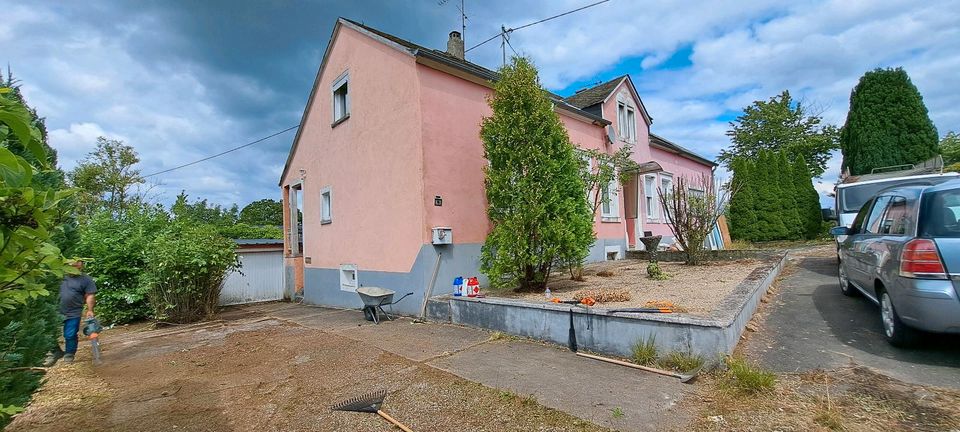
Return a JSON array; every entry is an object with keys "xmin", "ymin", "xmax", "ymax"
[{"xmin": 63, "ymin": 317, "xmax": 81, "ymax": 355}]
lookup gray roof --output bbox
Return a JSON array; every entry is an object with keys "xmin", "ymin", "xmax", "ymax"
[
  {"xmin": 649, "ymin": 133, "xmax": 717, "ymax": 167},
  {"xmin": 563, "ymin": 75, "xmax": 627, "ymax": 109},
  {"xmin": 341, "ymin": 18, "xmax": 610, "ymax": 126}
]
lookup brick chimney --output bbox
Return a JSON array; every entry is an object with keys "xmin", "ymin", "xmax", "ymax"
[{"xmin": 447, "ymin": 31, "xmax": 464, "ymax": 60}]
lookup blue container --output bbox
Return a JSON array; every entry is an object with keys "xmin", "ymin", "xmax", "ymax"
[{"xmin": 453, "ymin": 276, "xmax": 464, "ymax": 296}]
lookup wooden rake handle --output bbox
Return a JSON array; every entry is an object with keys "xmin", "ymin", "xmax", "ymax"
[{"xmin": 377, "ymin": 410, "xmax": 414, "ymax": 432}]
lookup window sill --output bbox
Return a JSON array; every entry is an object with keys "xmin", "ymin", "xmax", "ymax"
[
  {"xmin": 601, "ymin": 217, "xmax": 620, "ymax": 223},
  {"xmin": 321, "ymin": 219, "xmax": 332, "ymax": 225},
  {"xmin": 331, "ymin": 114, "xmax": 350, "ymax": 128}
]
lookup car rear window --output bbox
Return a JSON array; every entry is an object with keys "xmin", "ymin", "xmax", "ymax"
[{"xmin": 919, "ymin": 190, "xmax": 960, "ymax": 237}]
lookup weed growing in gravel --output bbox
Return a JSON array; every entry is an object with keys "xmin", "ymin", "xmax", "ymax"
[
  {"xmin": 721, "ymin": 356, "xmax": 776, "ymax": 394},
  {"xmin": 646, "ymin": 262, "xmax": 671, "ymax": 280},
  {"xmin": 659, "ymin": 351, "xmax": 704, "ymax": 373},
  {"xmin": 631, "ymin": 336, "xmax": 658, "ymax": 366},
  {"xmin": 498, "ymin": 390, "xmax": 515, "ymax": 401},
  {"xmin": 488, "ymin": 331, "xmax": 519, "ymax": 342},
  {"xmin": 611, "ymin": 407, "xmax": 624, "ymax": 418}
]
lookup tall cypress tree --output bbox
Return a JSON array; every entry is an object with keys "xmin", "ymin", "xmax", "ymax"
[
  {"xmin": 727, "ymin": 158, "xmax": 758, "ymax": 241},
  {"xmin": 791, "ymin": 155, "xmax": 823, "ymax": 239},
  {"xmin": 840, "ymin": 67, "xmax": 939, "ymax": 176},
  {"xmin": 775, "ymin": 151, "xmax": 803, "ymax": 240},
  {"xmin": 753, "ymin": 151, "xmax": 789, "ymax": 241}
]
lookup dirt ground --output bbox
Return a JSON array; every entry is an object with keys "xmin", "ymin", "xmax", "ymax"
[
  {"xmin": 495, "ymin": 258, "xmax": 766, "ymax": 315},
  {"xmin": 9, "ymin": 314, "xmax": 608, "ymax": 432}
]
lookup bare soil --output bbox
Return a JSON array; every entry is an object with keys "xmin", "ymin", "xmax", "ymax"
[
  {"xmin": 9, "ymin": 317, "xmax": 607, "ymax": 432},
  {"xmin": 495, "ymin": 259, "xmax": 766, "ymax": 315}
]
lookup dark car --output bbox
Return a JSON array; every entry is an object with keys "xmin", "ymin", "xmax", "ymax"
[{"xmin": 831, "ymin": 179, "xmax": 960, "ymax": 346}]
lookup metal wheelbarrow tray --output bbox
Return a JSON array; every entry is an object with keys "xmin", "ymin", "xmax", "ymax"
[{"xmin": 356, "ymin": 287, "xmax": 413, "ymax": 324}]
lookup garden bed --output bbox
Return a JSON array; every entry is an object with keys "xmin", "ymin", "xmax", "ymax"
[
  {"xmin": 427, "ymin": 251, "xmax": 787, "ymax": 359},
  {"xmin": 493, "ymin": 259, "xmax": 767, "ymax": 316}
]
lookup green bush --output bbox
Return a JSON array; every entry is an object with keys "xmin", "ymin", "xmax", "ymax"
[
  {"xmin": 143, "ymin": 223, "xmax": 239, "ymax": 323},
  {"xmin": 76, "ymin": 205, "xmax": 170, "ymax": 324},
  {"xmin": 216, "ymin": 222, "xmax": 282, "ymax": 240}
]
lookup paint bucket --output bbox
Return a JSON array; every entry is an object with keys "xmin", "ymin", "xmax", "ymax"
[{"xmin": 466, "ymin": 277, "xmax": 480, "ymax": 297}]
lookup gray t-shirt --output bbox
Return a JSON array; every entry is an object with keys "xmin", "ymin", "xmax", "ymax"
[{"xmin": 59, "ymin": 275, "xmax": 97, "ymax": 318}]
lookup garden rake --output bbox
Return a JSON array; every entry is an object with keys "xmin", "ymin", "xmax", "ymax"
[{"xmin": 332, "ymin": 389, "xmax": 413, "ymax": 432}]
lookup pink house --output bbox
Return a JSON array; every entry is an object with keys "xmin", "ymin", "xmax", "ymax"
[{"xmin": 279, "ymin": 18, "xmax": 716, "ymax": 314}]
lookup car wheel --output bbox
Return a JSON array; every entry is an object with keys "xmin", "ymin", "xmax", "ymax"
[
  {"xmin": 837, "ymin": 260, "xmax": 858, "ymax": 297},
  {"xmin": 879, "ymin": 289, "xmax": 918, "ymax": 347}
]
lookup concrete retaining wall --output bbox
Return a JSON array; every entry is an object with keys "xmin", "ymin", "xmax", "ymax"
[
  {"xmin": 428, "ymin": 252, "xmax": 787, "ymax": 359},
  {"xmin": 626, "ymin": 249, "xmax": 781, "ymax": 262}
]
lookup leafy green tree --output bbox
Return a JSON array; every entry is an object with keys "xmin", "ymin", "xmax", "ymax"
[
  {"xmin": 791, "ymin": 155, "xmax": 823, "ymax": 239},
  {"xmin": 940, "ymin": 131, "xmax": 960, "ymax": 172},
  {"xmin": 480, "ymin": 57, "xmax": 594, "ymax": 292},
  {"xmin": 727, "ymin": 158, "xmax": 758, "ymax": 241},
  {"xmin": 76, "ymin": 204, "xmax": 170, "ymax": 324},
  {"xmin": 239, "ymin": 199, "xmax": 283, "ymax": 226},
  {"xmin": 840, "ymin": 67, "xmax": 939, "ymax": 176},
  {"xmin": 171, "ymin": 191, "xmax": 238, "ymax": 226},
  {"xmin": 719, "ymin": 90, "xmax": 839, "ymax": 177},
  {"xmin": 68, "ymin": 137, "xmax": 144, "ymax": 215},
  {"xmin": 0, "ymin": 85, "xmax": 75, "ymax": 424}
]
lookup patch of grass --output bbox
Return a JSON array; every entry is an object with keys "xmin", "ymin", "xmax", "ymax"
[
  {"xmin": 659, "ymin": 351, "xmax": 704, "ymax": 373},
  {"xmin": 518, "ymin": 393, "xmax": 538, "ymax": 407},
  {"xmin": 498, "ymin": 390, "xmax": 515, "ymax": 401},
  {"xmin": 488, "ymin": 331, "xmax": 519, "ymax": 342},
  {"xmin": 813, "ymin": 408, "xmax": 844, "ymax": 430},
  {"xmin": 611, "ymin": 407, "xmax": 624, "ymax": 418},
  {"xmin": 631, "ymin": 336, "xmax": 658, "ymax": 366},
  {"xmin": 721, "ymin": 356, "xmax": 776, "ymax": 394}
]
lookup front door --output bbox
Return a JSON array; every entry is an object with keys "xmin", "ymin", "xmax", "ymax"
[{"xmin": 623, "ymin": 174, "xmax": 640, "ymax": 249}]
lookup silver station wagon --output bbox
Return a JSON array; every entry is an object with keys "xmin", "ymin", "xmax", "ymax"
[{"xmin": 831, "ymin": 179, "xmax": 960, "ymax": 346}]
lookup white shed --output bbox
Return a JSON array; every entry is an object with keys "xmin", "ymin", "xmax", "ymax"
[{"xmin": 220, "ymin": 239, "xmax": 285, "ymax": 305}]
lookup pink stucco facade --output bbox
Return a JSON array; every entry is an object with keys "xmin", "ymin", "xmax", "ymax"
[{"xmin": 280, "ymin": 19, "xmax": 717, "ymax": 286}]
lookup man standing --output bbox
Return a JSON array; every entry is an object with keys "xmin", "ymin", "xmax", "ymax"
[{"xmin": 46, "ymin": 259, "xmax": 97, "ymax": 365}]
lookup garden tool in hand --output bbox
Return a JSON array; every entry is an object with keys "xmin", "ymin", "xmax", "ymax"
[
  {"xmin": 551, "ymin": 297, "xmax": 596, "ymax": 306},
  {"xmin": 332, "ymin": 389, "xmax": 413, "ymax": 432},
  {"xmin": 82, "ymin": 317, "xmax": 103, "ymax": 365}
]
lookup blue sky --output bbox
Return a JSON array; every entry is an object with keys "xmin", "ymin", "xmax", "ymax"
[{"xmin": 3, "ymin": 0, "xmax": 959, "ymax": 208}]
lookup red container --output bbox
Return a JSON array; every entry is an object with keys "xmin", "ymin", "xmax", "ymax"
[{"xmin": 466, "ymin": 277, "xmax": 480, "ymax": 297}]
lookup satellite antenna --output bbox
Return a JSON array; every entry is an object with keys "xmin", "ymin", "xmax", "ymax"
[{"xmin": 605, "ymin": 125, "xmax": 616, "ymax": 144}]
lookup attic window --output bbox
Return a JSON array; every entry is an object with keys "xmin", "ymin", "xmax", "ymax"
[
  {"xmin": 617, "ymin": 102, "xmax": 636, "ymax": 142},
  {"xmin": 332, "ymin": 72, "xmax": 350, "ymax": 125}
]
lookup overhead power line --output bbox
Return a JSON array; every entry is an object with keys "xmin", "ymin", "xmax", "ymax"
[
  {"xmin": 142, "ymin": 125, "xmax": 299, "ymax": 178},
  {"xmin": 465, "ymin": 0, "xmax": 611, "ymax": 53}
]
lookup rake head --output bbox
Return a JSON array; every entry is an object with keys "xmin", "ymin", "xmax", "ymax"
[{"xmin": 332, "ymin": 389, "xmax": 386, "ymax": 413}]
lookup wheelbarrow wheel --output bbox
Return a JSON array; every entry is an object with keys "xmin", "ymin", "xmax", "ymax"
[{"xmin": 362, "ymin": 306, "xmax": 378, "ymax": 323}]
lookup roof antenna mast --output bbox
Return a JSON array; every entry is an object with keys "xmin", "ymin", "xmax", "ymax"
[{"xmin": 439, "ymin": 0, "xmax": 468, "ymax": 55}]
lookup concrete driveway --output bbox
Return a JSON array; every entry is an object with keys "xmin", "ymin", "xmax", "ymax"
[{"xmin": 743, "ymin": 246, "xmax": 960, "ymax": 389}]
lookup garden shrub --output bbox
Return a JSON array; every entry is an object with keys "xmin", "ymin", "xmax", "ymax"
[
  {"xmin": 75, "ymin": 205, "xmax": 170, "ymax": 324},
  {"xmin": 646, "ymin": 262, "xmax": 670, "ymax": 280},
  {"xmin": 143, "ymin": 223, "xmax": 239, "ymax": 323},
  {"xmin": 0, "ymin": 295, "xmax": 59, "ymax": 427}
]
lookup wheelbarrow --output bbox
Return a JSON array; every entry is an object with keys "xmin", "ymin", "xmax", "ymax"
[{"xmin": 356, "ymin": 287, "xmax": 414, "ymax": 324}]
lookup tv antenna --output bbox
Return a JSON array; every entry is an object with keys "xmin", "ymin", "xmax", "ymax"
[{"xmin": 438, "ymin": 0, "xmax": 468, "ymax": 48}]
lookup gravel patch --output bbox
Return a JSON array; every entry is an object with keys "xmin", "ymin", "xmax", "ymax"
[{"xmin": 494, "ymin": 259, "xmax": 766, "ymax": 316}]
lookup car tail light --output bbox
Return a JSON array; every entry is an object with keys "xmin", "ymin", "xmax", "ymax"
[{"xmin": 899, "ymin": 238, "xmax": 948, "ymax": 279}]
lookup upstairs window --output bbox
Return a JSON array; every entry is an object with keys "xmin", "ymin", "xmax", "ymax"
[
  {"xmin": 617, "ymin": 102, "xmax": 637, "ymax": 142},
  {"xmin": 332, "ymin": 72, "xmax": 350, "ymax": 125},
  {"xmin": 320, "ymin": 186, "xmax": 332, "ymax": 224}
]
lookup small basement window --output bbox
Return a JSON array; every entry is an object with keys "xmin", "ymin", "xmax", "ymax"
[
  {"xmin": 332, "ymin": 72, "xmax": 350, "ymax": 125},
  {"xmin": 321, "ymin": 186, "xmax": 332, "ymax": 224},
  {"xmin": 340, "ymin": 264, "xmax": 358, "ymax": 292}
]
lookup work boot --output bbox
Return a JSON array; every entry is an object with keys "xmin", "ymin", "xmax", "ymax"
[
  {"xmin": 62, "ymin": 354, "xmax": 75, "ymax": 364},
  {"xmin": 43, "ymin": 350, "xmax": 63, "ymax": 367}
]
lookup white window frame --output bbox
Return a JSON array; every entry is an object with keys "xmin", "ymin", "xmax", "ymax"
[
  {"xmin": 331, "ymin": 71, "xmax": 350, "ymax": 124},
  {"xmin": 579, "ymin": 151, "xmax": 596, "ymax": 208},
  {"xmin": 601, "ymin": 168, "xmax": 619, "ymax": 220},
  {"xmin": 320, "ymin": 186, "xmax": 332, "ymax": 225},
  {"xmin": 644, "ymin": 174, "xmax": 658, "ymax": 221},
  {"xmin": 617, "ymin": 100, "xmax": 637, "ymax": 142},
  {"xmin": 660, "ymin": 174, "xmax": 674, "ymax": 223},
  {"xmin": 626, "ymin": 107, "xmax": 636, "ymax": 142},
  {"xmin": 339, "ymin": 264, "xmax": 358, "ymax": 292}
]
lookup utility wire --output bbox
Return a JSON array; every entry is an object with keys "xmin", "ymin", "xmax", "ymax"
[
  {"xmin": 465, "ymin": 0, "xmax": 611, "ymax": 53},
  {"xmin": 142, "ymin": 125, "xmax": 299, "ymax": 178}
]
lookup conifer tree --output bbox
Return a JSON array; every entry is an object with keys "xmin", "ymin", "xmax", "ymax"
[
  {"xmin": 727, "ymin": 158, "xmax": 758, "ymax": 241},
  {"xmin": 479, "ymin": 57, "xmax": 594, "ymax": 291},
  {"xmin": 792, "ymin": 156, "xmax": 823, "ymax": 239},
  {"xmin": 775, "ymin": 151, "xmax": 803, "ymax": 240},
  {"xmin": 840, "ymin": 67, "xmax": 939, "ymax": 175},
  {"xmin": 752, "ymin": 151, "xmax": 788, "ymax": 241}
]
